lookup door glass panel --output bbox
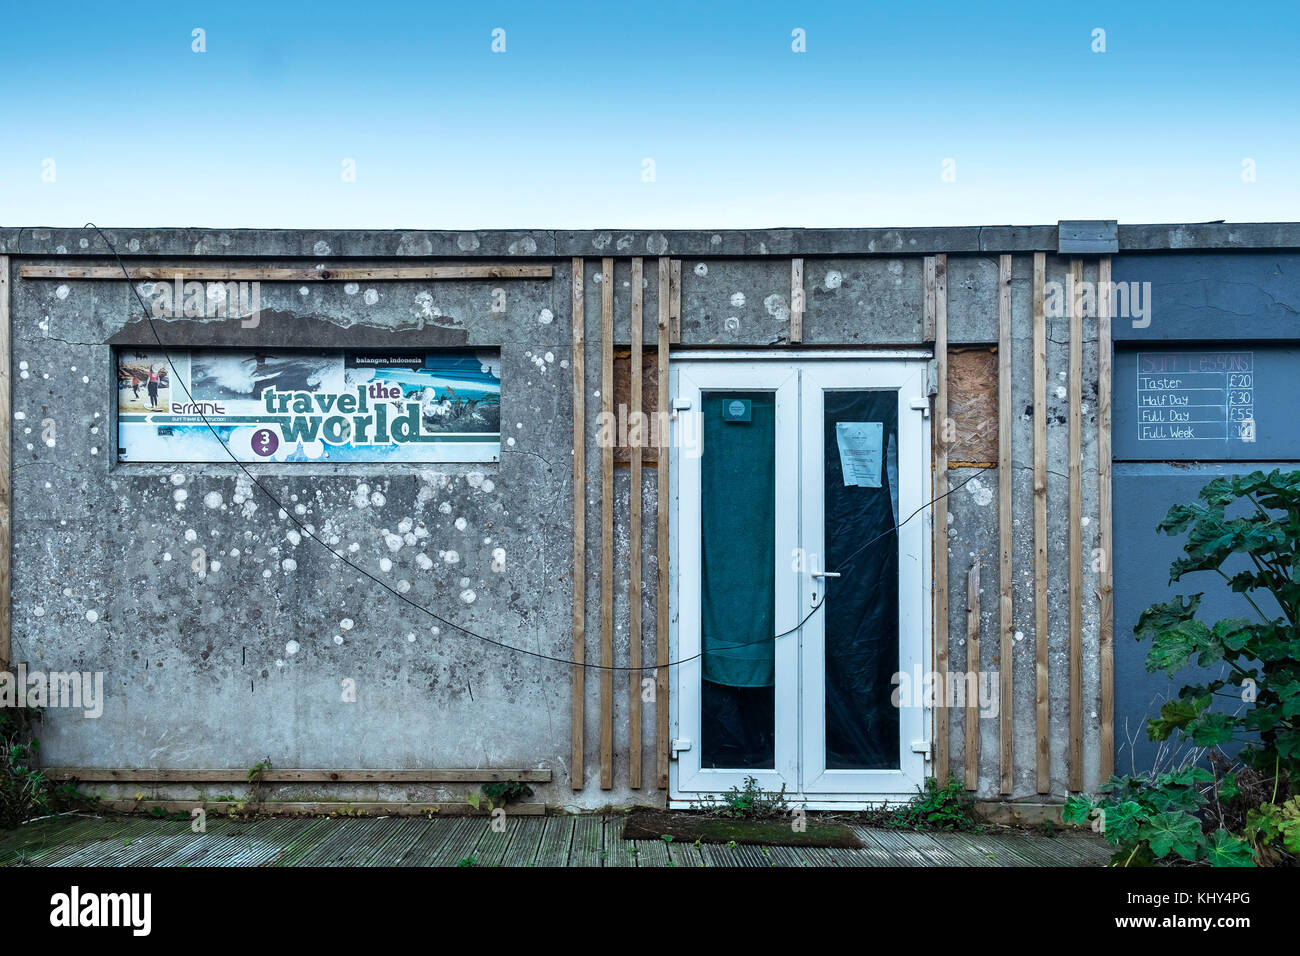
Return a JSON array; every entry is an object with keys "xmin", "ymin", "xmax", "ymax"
[
  {"xmin": 823, "ymin": 390, "xmax": 900, "ymax": 770},
  {"xmin": 700, "ymin": 391, "xmax": 776, "ymax": 769}
]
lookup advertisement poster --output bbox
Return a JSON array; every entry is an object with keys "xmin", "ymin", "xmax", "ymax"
[{"xmin": 116, "ymin": 349, "xmax": 501, "ymax": 463}]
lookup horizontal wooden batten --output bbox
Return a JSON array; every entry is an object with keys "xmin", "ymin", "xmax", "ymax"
[
  {"xmin": 42, "ymin": 768, "xmax": 552, "ymax": 784},
  {"xmin": 18, "ymin": 264, "xmax": 552, "ymax": 281},
  {"xmin": 102, "ymin": 800, "xmax": 546, "ymax": 816}
]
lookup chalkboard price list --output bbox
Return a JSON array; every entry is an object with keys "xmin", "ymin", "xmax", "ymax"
[{"xmin": 1136, "ymin": 351, "xmax": 1255, "ymax": 442}]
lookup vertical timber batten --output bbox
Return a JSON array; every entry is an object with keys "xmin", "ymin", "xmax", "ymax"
[
  {"xmin": 930, "ymin": 254, "xmax": 949, "ymax": 782},
  {"xmin": 570, "ymin": 258, "xmax": 586, "ymax": 789},
  {"xmin": 964, "ymin": 559, "xmax": 981, "ymax": 791},
  {"xmin": 1068, "ymin": 258, "xmax": 1084, "ymax": 792},
  {"xmin": 600, "ymin": 257, "xmax": 615, "ymax": 789},
  {"xmin": 790, "ymin": 258, "xmax": 804, "ymax": 344},
  {"xmin": 1033, "ymin": 253, "xmax": 1050, "ymax": 794},
  {"xmin": 628, "ymin": 258, "xmax": 644, "ymax": 789},
  {"xmin": 655, "ymin": 257, "xmax": 671, "ymax": 789},
  {"xmin": 998, "ymin": 254, "xmax": 1014, "ymax": 795},
  {"xmin": 669, "ymin": 260, "xmax": 681, "ymax": 344},
  {"xmin": 1098, "ymin": 255, "xmax": 1115, "ymax": 782}
]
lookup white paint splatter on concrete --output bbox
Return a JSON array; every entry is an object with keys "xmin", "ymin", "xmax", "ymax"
[
  {"xmin": 763, "ymin": 294, "xmax": 790, "ymax": 323},
  {"xmin": 966, "ymin": 477, "xmax": 994, "ymax": 507}
]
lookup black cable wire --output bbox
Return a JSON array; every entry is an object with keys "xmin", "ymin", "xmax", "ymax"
[{"xmin": 87, "ymin": 222, "xmax": 974, "ymax": 672}]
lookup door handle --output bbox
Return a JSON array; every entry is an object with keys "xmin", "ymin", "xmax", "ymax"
[{"xmin": 811, "ymin": 570, "xmax": 841, "ymax": 579}]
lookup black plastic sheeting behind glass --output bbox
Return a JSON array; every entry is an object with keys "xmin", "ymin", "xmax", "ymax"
[
  {"xmin": 823, "ymin": 390, "xmax": 900, "ymax": 770},
  {"xmin": 700, "ymin": 391, "xmax": 776, "ymax": 770}
]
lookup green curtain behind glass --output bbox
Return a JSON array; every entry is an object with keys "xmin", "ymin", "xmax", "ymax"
[{"xmin": 700, "ymin": 392, "xmax": 776, "ymax": 688}]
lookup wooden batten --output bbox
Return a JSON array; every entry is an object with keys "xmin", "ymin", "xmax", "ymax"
[
  {"xmin": 790, "ymin": 258, "xmax": 804, "ymax": 343},
  {"xmin": 102, "ymin": 800, "xmax": 546, "ymax": 817},
  {"xmin": 600, "ymin": 258, "xmax": 615, "ymax": 789},
  {"xmin": 43, "ymin": 768, "xmax": 553, "ymax": 784},
  {"xmin": 1098, "ymin": 256, "xmax": 1115, "ymax": 782},
  {"xmin": 656, "ymin": 258, "xmax": 672, "ymax": 789},
  {"xmin": 1068, "ymin": 258, "xmax": 1085, "ymax": 792},
  {"xmin": 1033, "ymin": 253, "xmax": 1050, "ymax": 794},
  {"xmin": 628, "ymin": 259, "xmax": 644, "ymax": 789},
  {"xmin": 964, "ymin": 559, "xmax": 981, "ymax": 791},
  {"xmin": 570, "ymin": 258, "xmax": 586, "ymax": 790},
  {"xmin": 19, "ymin": 264, "xmax": 552, "ymax": 281},
  {"xmin": 998, "ymin": 254, "xmax": 1014, "ymax": 795},
  {"xmin": 669, "ymin": 259, "xmax": 682, "ymax": 344},
  {"xmin": 923, "ymin": 256, "xmax": 937, "ymax": 342},
  {"xmin": 931, "ymin": 253, "xmax": 949, "ymax": 782}
]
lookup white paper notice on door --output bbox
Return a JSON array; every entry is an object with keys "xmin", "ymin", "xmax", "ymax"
[{"xmin": 835, "ymin": 421, "xmax": 883, "ymax": 488}]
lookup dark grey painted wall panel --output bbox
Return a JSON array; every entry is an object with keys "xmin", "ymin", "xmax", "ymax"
[
  {"xmin": 1113, "ymin": 463, "xmax": 1286, "ymax": 775},
  {"xmin": 1112, "ymin": 252, "xmax": 1300, "ymax": 342}
]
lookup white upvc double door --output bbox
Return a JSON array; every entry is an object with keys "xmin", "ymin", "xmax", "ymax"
[{"xmin": 670, "ymin": 356, "xmax": 930, "ymax": 806}]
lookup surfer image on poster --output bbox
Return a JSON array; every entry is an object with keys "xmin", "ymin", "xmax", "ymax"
[{"xmin": 117, "ymin": 352, "xmax": 172, "ymax": 413}]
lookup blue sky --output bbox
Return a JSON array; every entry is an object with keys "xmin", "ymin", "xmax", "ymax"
[{"xmin": 3, "ymin": 0, "xmax": 1297, "ymax": 229}]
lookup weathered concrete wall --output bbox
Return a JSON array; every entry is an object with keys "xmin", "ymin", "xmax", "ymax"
[
  {"xmin": 941, "ymin": 255, "xmax": 1103, "ymax": 799},
  {"xmin": 10, "ymin": 257, "xmax": 590, "ymax": 806},
  {"xmin": 16, "ymin": 226, "xmax": 1252, "ymax": 808}
]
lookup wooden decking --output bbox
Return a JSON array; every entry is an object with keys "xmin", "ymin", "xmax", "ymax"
[{"xmin": 0, "ymin": 813, "xmax": 1112, "ymax": 867}]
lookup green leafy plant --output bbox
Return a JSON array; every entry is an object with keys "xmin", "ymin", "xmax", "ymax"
[
  {"xmin": 1134, "ymin": 471, "xmax": 1300, "ymax": 779},
  {"xmin": 244, "ymin": 758, "xmax": 273, "ymax": 809},
  {"xmin": 692, "ymin": 776, "xmax": 790, "ymax": 821},
  {"xmin": 1, "ymin": 707, "xmax": 49, "ymax": 828},
  {"xmin": 480, "ymin": 781, "xmax": 533, "ymax": 806},
  {"xmin": 1065, "ymin": 471, "xmax": 1300, "ymax": 867},
  {"xmin": 862, "ymin": 776, "xmax": 978, "ymax": 831},
  {"xmin": 1064, "ymin": 767, "xmax": 1253, "ymax": 866},
  {"xmin": 1244, "ymin": 796, "xmax": 1300, "ymax": 864},
  {"xmin": 0, "ymin": 707, "xmax": 94, "ymax": 828}
]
